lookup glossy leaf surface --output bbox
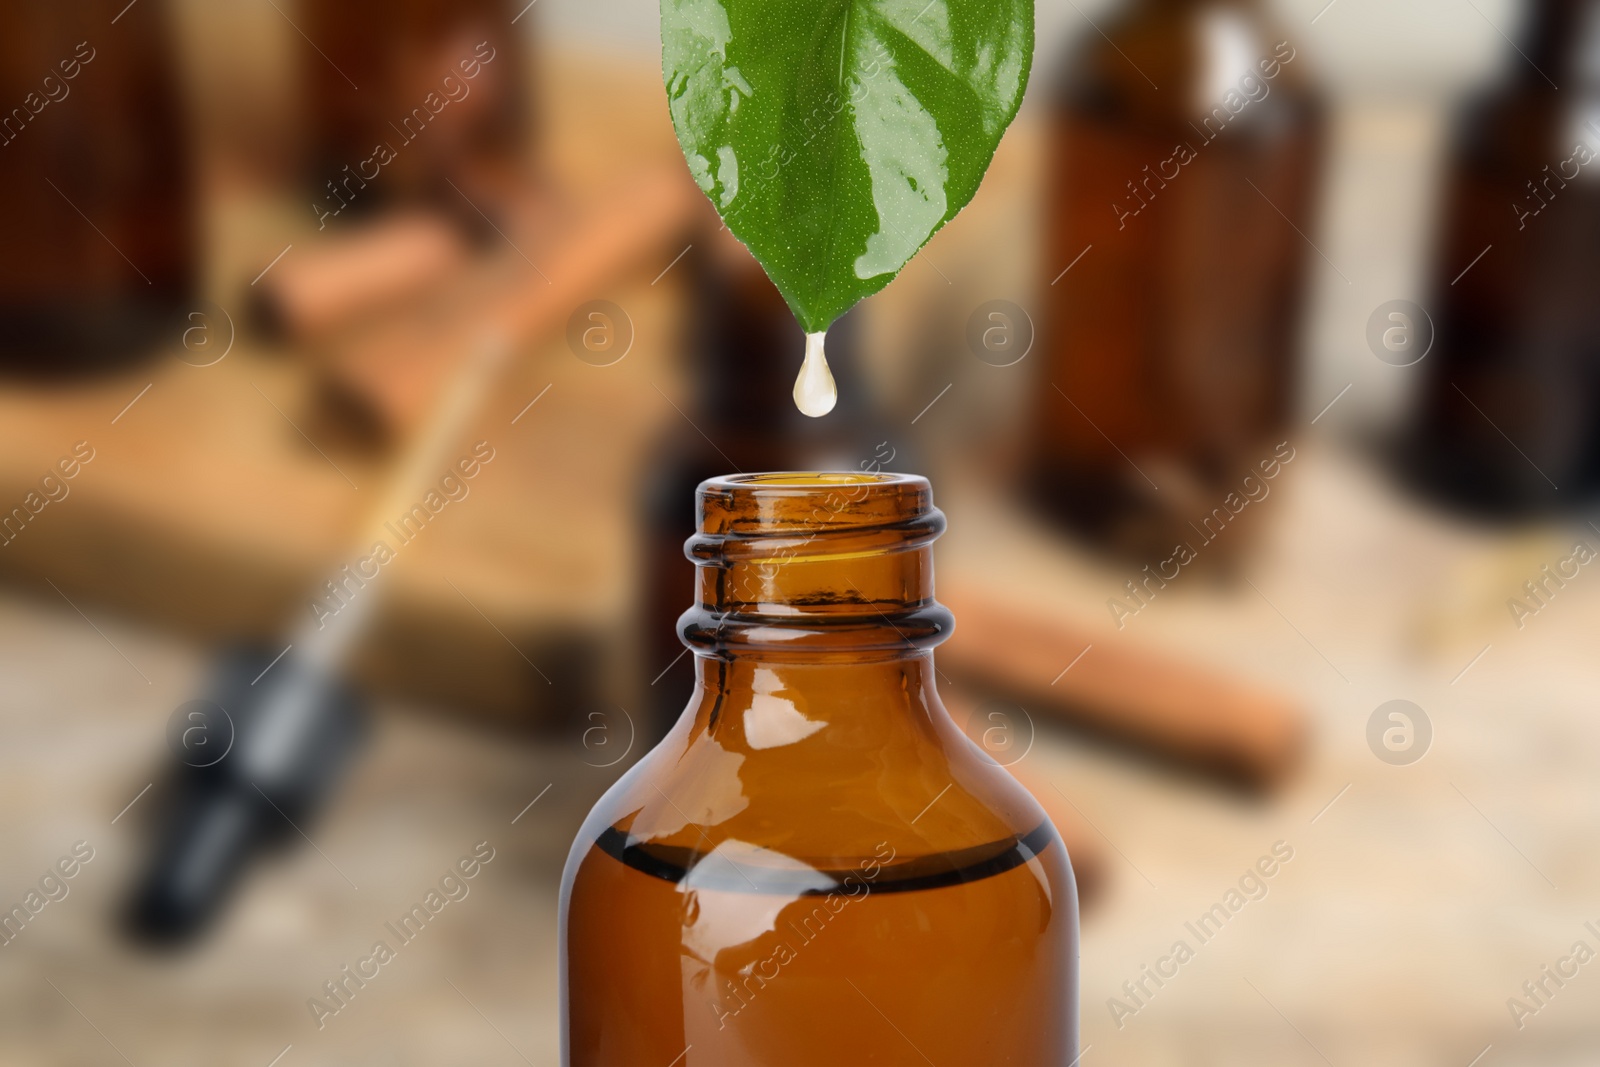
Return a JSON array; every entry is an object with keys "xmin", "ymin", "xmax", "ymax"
[{"xmin": 663, "ymin": 0, "xmax": 1034, "ymax": 332}]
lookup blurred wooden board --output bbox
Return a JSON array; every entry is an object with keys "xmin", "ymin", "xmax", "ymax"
[
  {"xmin": 0, "ymin": 47, "xmax": 699, "ymax": 722},
  {"xmin": 0, "ymin": 276, "xmax": 684, "ymax": 719}
]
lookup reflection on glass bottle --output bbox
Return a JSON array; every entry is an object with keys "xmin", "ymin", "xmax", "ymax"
[
  {"xmin": 565, "ymin": 474, "xmax": 1079, "ymax": 1065},
  {"xmin": 1404, "ymin": 0, "xmax": 1600, "ymax": 516},
  {"xmin": 1030, "ymin": 0, "xmax": 1323, "ymax": 561}
]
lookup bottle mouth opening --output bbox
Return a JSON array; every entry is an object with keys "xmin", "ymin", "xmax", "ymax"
[
  {"xmin": 709, "ymin": 472, "xmax": 910, "ymax": 489},
  {"xmin": 696, "ymin": 471, "xmax": 934, "ymax": 538}
]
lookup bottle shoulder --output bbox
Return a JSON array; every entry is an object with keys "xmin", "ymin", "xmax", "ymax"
[{"xmin": 562, "ymin": 694, "xmax": 1056, "ymax": 887}]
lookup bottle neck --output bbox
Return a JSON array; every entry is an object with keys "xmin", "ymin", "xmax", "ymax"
[
  {"xmin": 678, "ymin": 474, "xmax": 952, "ymax": 664},
  {"xmin": 683, "ymin": 655, "xmax": 942, "ymax": 734}
]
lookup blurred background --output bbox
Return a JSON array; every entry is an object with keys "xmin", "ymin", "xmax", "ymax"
[{"xmin": 2, "ymin": 0, "xmax": 1599, "ymax": 1063}]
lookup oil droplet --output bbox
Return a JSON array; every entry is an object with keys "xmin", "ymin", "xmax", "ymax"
[{"xmin": 793, "ymin": 331, "xmax": 837, "ymax": 417}]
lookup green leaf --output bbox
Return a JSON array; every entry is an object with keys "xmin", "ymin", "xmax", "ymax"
[{"xmin": 662, "ymin": 0, "xmax": 1034, "ymax": 333}]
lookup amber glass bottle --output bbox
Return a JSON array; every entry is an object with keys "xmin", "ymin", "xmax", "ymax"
[
  {"xmin": 563, "ymin": 473, "xmax": 1079, "ymax": 1065},
  {"xmin": 0, "ymin": 0, "xmax": 196, "ymax": 373},
  {"xmin": 1031, "ymin": 0, "xmax": 1323, "ymax": 559},
  {"xmin": 1403, "ymin": 0, "xmax": 1600, "ymax": 515}
]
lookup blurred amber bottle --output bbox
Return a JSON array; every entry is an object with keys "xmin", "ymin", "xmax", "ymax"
[
  {"xmin": 1404, "ymin": 0, "xmax": 1600, "ymax": 516},
  {"xmin": 300, "ymin": 0, "xmax": 531, "ymax": 228},
  {"xmin": 565, "ymin": 474, "xmax": 1078, "ymax": 1065},
  {"xmin": 1030, "ymin": 0, "xmax": 1323, "ymax": 560},
  {"xmin": 0, "ymin": 0, "xmax": 196, "ymax": 374}
]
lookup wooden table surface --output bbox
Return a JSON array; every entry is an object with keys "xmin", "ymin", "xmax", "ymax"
[{"xmin": 2, "ymin": 442, "xmax": 1598, "ymax": 1065}]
